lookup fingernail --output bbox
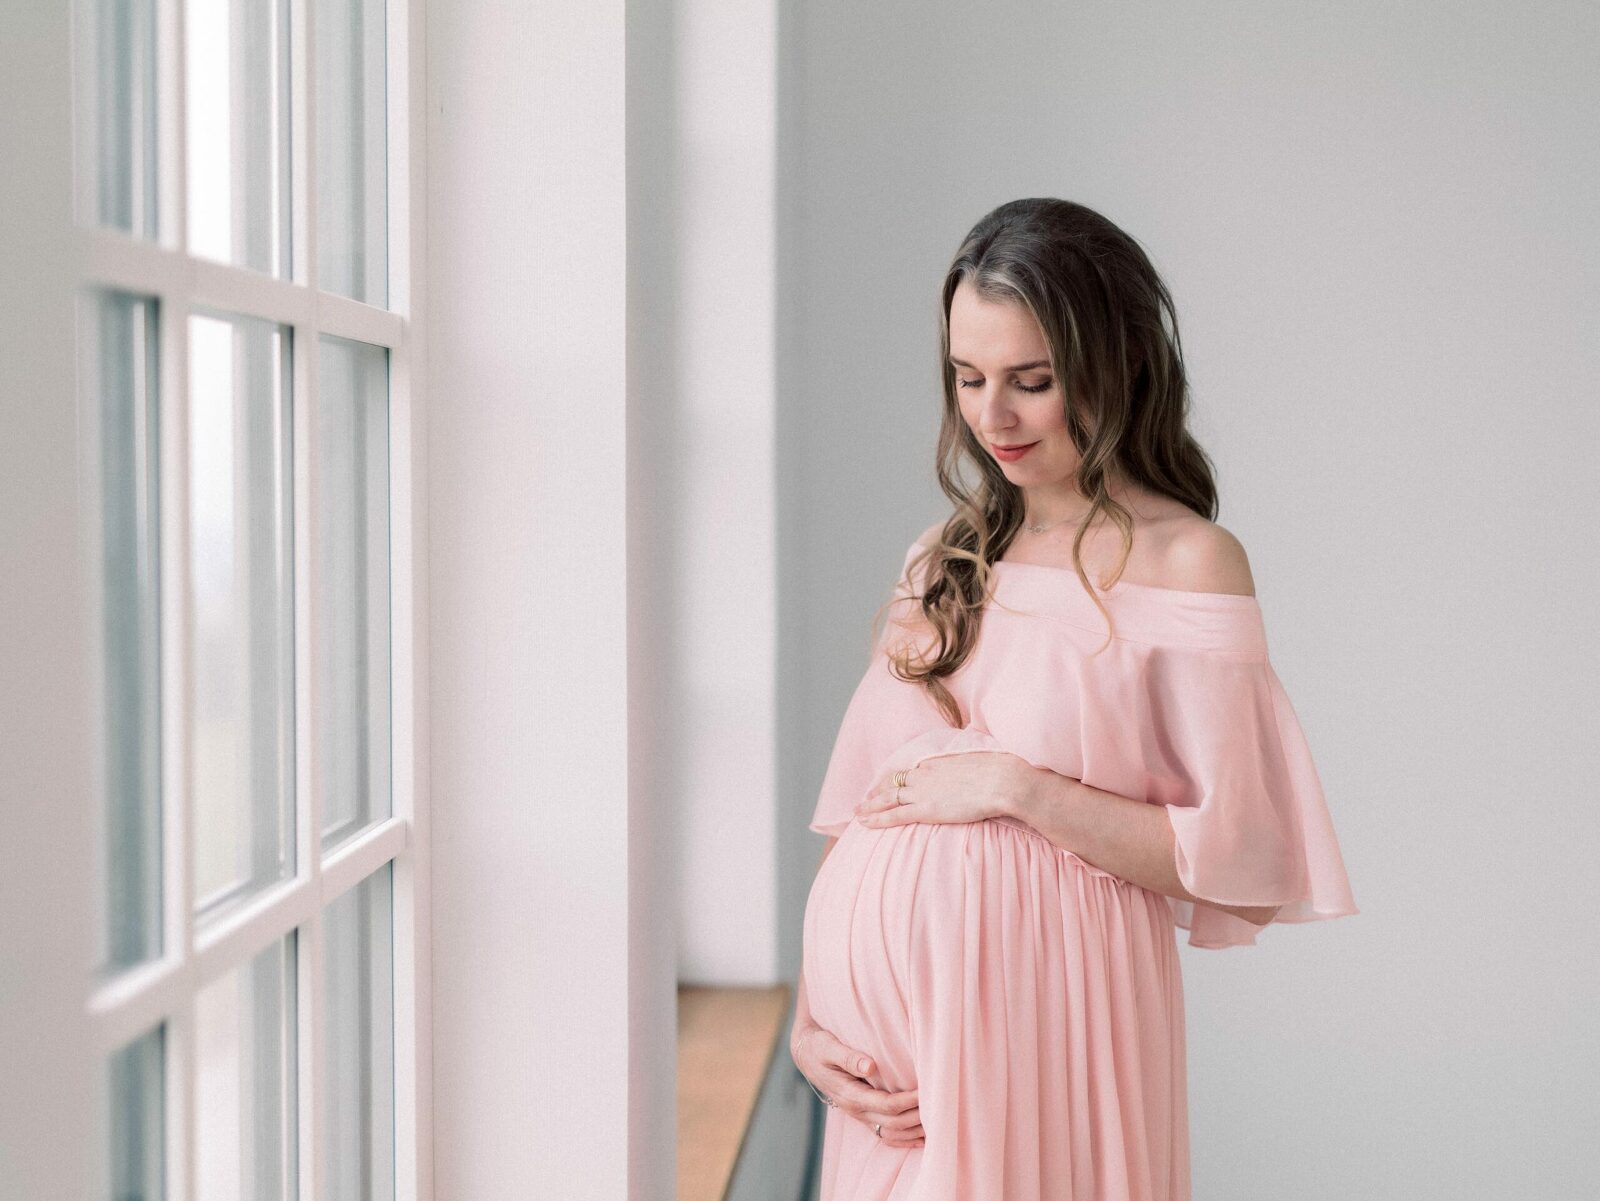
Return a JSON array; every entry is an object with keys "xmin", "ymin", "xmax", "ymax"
[{"xmin": 857, "ymin": 1057, "xmax": 871, "ymax": 1073}]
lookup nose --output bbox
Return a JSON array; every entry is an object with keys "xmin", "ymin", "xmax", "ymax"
[{"xmin": 975, "ymin": 389, "xmax": 1018, "ymax": 437}]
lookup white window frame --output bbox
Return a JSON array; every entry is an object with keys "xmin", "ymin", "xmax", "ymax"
[{"xmin": 70, "ymin": 1, "xmax": 431, "ymax": 1198}]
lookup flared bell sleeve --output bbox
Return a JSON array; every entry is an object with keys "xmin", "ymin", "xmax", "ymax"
[
  {"xmin": 808, "ymin": 670, "xmax": 887, "ymax": 838},
  {"xmin": 808, "ymin": 539, "xmax": 943, "ymax": 838},
  {"xmin": 1141, "ymin": 628, "xmax": 1360, "ymax": 950}
]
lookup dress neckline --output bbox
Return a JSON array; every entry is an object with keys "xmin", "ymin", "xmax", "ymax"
[
  {"xmin": 972, "ymin": 555, "xmax": 1268, "ymax": 657},
  {"xmin": 899, "ymin": 540, "xmax": 1269, "ymax": 654},
  {"xmin": 989, "ymin": 557, "xmax": 1260, "ymax": 605}
]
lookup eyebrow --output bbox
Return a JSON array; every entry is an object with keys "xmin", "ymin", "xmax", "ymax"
[{"xmin": 948, "ymin": 356, "xmax": 1052, "ymax": 372}]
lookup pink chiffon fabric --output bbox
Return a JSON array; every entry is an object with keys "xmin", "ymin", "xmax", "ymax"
[{"xmin": 801, "ymin": 539, "xmax": 1358, "ymax": 1200}]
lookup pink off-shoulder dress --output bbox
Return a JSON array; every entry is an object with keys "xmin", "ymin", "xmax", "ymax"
[{"xmin": 801, "ymin": 538, "xmax": 1358, "ymax": 1201}]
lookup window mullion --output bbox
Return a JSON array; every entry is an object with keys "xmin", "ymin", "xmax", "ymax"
[
  {"xmin": 157, "ymin": 266, "xmax": 197, "ymax": 1201},
  {"xmin": 386, "ymin": 0, "xmax": 424, "ymax": 1191},
  {"xmin": 75, "ymin": 231, "xmax": 345, "ymax": 336},
  {"xmin": 157, "ymin": 0, "xmax": 187, "ymax": 257},
  {"xmin": 288, "ymin": 1, "xmax": 328, "ymax": 1197},
  {"xmin": 318, "ymin": 288, "xmax": 403, "ymax": 350},
  {"xmin": 167, "ymin": 999, "xmax": 196, "ymax": 1201}
]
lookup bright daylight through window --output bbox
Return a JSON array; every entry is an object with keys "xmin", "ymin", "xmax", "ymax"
[{"xmin": 72, "ymin": 0, "xmax": 414, "ymax": 1197}]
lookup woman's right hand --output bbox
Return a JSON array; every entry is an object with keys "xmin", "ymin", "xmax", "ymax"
[{"xmin": 791, "ymin": 1020, "xmax": 924, "ymax": 1149}]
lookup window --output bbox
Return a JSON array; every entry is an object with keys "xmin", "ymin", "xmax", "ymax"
[{"xmin": 72, "ymin": 1, "xmax": 422, "ymax": 1197}]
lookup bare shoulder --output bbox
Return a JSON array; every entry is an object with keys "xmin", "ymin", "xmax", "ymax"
[
  {"xmin": 915, "ymin": 519, "xmax": 945, "ymax": 549},
  {"xmin": 1158, "ymin": 516, "xmax": 1256, "ymax": 597}
]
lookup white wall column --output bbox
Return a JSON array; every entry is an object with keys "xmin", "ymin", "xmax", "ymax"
[
  {"xmin": 673, "ymin": 0, "xmax": 783, "ymax": 985},
  {"xmin": 0, "ymin": 4, "xmax": 96, "ymax": 1197},
  {"xmin": 426, "ymin": 0, "xmax": 675, "ymax": 1194}
]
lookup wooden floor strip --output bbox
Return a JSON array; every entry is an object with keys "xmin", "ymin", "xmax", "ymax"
[{"xmin": 677, "ymin": 983, "xmax": 793, "ymax": 1201}]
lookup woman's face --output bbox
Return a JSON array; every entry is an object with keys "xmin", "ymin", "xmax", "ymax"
[{"xmin": 947, "ymin": 278, "xmax": 1079, "ymax": 489}]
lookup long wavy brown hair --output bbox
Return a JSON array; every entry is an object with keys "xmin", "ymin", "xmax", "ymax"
[{"xmin": 872, "ymin": 198, "xmax": 1221, "ymax": 727}]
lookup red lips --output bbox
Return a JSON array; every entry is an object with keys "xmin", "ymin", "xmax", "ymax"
[{"xmin": 991, "ymin": 441, "xmax": 1039, "ymax": 461}]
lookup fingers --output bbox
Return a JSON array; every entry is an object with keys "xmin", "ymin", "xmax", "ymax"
[
  {"xmin": 825, "ymin": 1073, "xmax": 918, "ymax": 1115},
  {"xmin": 823, "ymin": 1046, "xmax": 920, "ymax": 1111},
  {"xmin": 819, "ymin": 1043, "xmax": 877, "ymax": 1092},
  {"xmin": 865, "ymin": 1114, "xmax": 924, "ymax": 1149},
  {"xmin": 839, "ymin": 1048, "xmax": 873, "ymax": 1077},
  {"xmin": 813, "ymin": 1053, "xmax": 918, "ymax": 1111},
  {"xmin": 797, "ymin": 1033, "xmax": 887, "ymax": 1103},
  {"xmin": 861, "ymin": 1103, "xmax": 924, "ymax": 1148},
  {"xmin": 817, "ymin": 1068, "xmax": 885, "ymax": 1109},
  {"xmin": 796, "ymin": 1028, "xmax": 862, "ymax": 1079},
  {"xmin": 856, "ymin": 789, "xmax": 898, "ymax": 816},
  {"xmin": 826, "ymin": 1078, "xmax": 923, "ymax": 1148},
  {"xmin": 816, "ymin": 1063, "xmax": 921, "ymax": 1145},
  {"xmin": 859, "ymin": 763, "xmax": 920, "ymax": 813},
  {"xmin": 857, "ymin": 802, "xmax": 920, "ymax": 828},
  {"xmin": 802, "ymin": 1033, "xmax": 925, "ymax": 1146},
  {"xmin": 865, "ymin": 1084, "xmax": 919, "ymax": 1114},
  {"xmin": 821, "ymin": 1041, "xmax": 878, "ymax": 1084},
  {"xmin": 878, "ymin": 1128, "xmax": 925, "ymax": 1149}
]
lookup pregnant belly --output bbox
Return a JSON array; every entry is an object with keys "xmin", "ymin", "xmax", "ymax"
[{"xmin": 800, "ymin": 814, "xmax": 1163, "ymax": 1095}]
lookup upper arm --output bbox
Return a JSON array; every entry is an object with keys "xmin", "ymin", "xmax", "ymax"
[{"xmin": 1162, "ymin": 520, "xmax": 1257, "ymax": 597}]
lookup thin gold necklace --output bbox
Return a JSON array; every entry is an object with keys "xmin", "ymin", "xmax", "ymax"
[{"xmin": 1023, "ymin": 510, "xmax": 1093, "ymax": 534}]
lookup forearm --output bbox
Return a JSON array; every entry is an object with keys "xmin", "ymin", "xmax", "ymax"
[{"xmin": 1006, "ymin": 772, "xmax": 1279, "ymax": 927}]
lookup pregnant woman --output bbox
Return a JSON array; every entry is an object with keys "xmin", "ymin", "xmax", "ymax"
[{"xmin": 791, "ymin": 198, "xmax": 1359, "ymax": 1200}]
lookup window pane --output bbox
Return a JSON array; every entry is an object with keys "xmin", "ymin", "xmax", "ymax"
[
  {"xmin": 189, "ymin": 312, "xmax": 295, "ymax": 922},
  {"xmin": 323, "ymin": 864, "xmax": 394, "ymax": 1201},
  {"xmin": 80, "ymin": 291, "xmax": 164, "ymax": 975},
  {"xmin": 318, "ymin": 337, "xmax": 391, "ymax": 850},
  {"xmin": 76, "ymin": 0, "xmax": 159, "ymax": 238},
  {"xmin": 107, "ymin": 1025, "xmax": 164, "ymax": 1201},
  {"xmin": 196, "ymin": 936, "xmax": 298, "ymax": 1200},
  {"xmin": 315, "ymin": 0, "xmax": 388, "ymax": 305},
  {"xmin": 186, "ymin": 0, "xmax": 293, "ymax": 277}
]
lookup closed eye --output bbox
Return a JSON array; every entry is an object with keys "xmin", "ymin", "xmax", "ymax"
[{"xmin": 957, "ymin": 378, "xmax": 1053, "ymax": 394}]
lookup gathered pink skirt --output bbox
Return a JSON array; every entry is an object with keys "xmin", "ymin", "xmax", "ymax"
[{"xmin": 802, "ymin": 814, "xmax": 1190, "ymax": 1201}]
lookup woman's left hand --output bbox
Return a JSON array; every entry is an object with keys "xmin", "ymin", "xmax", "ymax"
[{"xmin": 856, "ymin": 751, "xmax": 1041, "ymax": 828}]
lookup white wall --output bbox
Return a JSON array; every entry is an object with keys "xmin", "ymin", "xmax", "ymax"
[
  {"xmin": 673, "ymin": 0, "xmax": 784, "ymax": 986},
  {"xmin": 426, "ymin": 0, "xmax": 675, "ymax": 1195},
  {"xmin": 0, "ymin": 5, "xmax": 96, "ymax": 1197},
  {"xmin": 778, "ymin": 2, "xmax": 1598, "ymax": 1196}
]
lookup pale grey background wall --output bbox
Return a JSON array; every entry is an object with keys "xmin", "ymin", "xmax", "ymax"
[{"xmin": 776, "ymin": 2, "xmax": 1598, "ymax": 1197}]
